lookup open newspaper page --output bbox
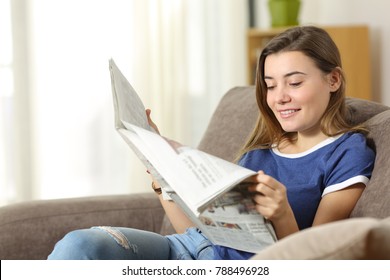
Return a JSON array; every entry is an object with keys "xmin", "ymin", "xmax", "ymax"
[
  {"xmin": 196, "ymin": 187, "xmax": 277, "ymax": 252},
  {"xmin": 109, "ymin": 59, "xmax": 172, "ymax": 192},
  {"xmin": 109, "ymin": 59, "xmax": 276, "ymax": 252},
  {"xmin": 122, "ymin": 122, "xmax": 258, "ymax": 217}
]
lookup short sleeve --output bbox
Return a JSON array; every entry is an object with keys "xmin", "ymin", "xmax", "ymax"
[{"xmin": 322, "ymin": 133, "xmax": 375, "ymax": 196}]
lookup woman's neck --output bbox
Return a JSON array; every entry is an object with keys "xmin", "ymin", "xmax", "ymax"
[{"xmin": 278, "ymin": 133, "xmax": 330, "ymax": 154}]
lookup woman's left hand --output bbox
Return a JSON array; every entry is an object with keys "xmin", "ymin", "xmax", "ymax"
[{"xmin": 247, "ymin": 171, "xmax": 291, "ymax": 222}]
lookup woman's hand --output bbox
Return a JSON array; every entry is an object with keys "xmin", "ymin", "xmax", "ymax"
[
  {"xmin": 246, "ymin": 171, "xmax": 299, "ymax": 239},
  {"xmin": 146, "ymin": 109, "xmax": 160, "ymax": 135},
  {"xmin": 247, "ymin": 171, "xmax": 292, "ymax": 222}
]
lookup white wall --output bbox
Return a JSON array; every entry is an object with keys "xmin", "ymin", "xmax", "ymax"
[{"xmin": 255, "ymin": 0, "xmax": 390, "ymax": 105}]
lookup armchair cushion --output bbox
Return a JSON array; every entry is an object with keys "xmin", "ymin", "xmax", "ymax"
[{"xmin": 251, "ymin": 217, "xmax": 390, "ymax": 259}]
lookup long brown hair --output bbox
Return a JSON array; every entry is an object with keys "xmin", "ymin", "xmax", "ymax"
[{"xmin": 237, "ymin": 26, "xmax": 365, "ymax": 159}]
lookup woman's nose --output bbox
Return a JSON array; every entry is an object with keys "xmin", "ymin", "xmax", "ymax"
[{"xmin": 275, "ymin": 87, "xmax": 291, "ymax": 104}]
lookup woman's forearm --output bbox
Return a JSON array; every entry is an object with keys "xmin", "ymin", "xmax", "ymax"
[{"xmin": 157, "ymin": 193, "xmax": 196, "ymax": 234}]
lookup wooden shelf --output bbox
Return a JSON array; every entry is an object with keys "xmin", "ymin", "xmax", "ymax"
[{"xmin": 247, "ymin": 25, "xmax": 372, "ymax": 100}]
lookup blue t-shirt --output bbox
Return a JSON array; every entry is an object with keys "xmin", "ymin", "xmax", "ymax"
[{"xmin": 213, "ymin": 132, "xmax": 375, "ymax": 260}]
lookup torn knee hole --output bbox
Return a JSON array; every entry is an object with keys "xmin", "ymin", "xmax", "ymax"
[{"xmin": 93, "ymin": 226, "xmax": 137, "ymax": 253}]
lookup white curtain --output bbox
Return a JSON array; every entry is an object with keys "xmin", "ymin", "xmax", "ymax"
[
  {"xmin": 130, "ymin": 0, "xmax": 248, "ymax": 145},
  {"xmin": 1, "ymin": 0, "xmax": 248, "ymax": 205}
]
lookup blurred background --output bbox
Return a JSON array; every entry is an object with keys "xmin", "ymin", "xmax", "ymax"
[{"xmin": 1, "ymin": 0, "xmax": 390, "ymax": 206}]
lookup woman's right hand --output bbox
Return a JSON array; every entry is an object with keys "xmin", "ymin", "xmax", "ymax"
[{"xmin": 146, "ymin": 109, "xmax": 160, "ymax": 135}]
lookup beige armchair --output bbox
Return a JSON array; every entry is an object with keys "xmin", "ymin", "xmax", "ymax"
[{"xmin": 1, "ymin": 86, "xmax": 389, "ymax": 260}]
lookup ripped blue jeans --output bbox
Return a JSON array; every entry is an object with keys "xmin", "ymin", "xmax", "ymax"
[{"xmin": 47, "ymin": 227, "xmax": 215, "ymax": 260}]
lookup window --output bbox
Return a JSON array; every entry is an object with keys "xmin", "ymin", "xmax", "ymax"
[{"xmin": 0, "ymin": 0, "xmax": 14, "ymax": 205}]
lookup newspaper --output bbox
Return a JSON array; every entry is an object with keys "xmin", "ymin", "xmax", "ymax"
[{"xmin": 109, "ymin": 59, "xmax": 277, "ymax": 253}]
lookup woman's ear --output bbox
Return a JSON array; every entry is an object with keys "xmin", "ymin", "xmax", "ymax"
[{"xmin": 328, "ymin": 67, "xmax": 342, "ymax": 92}]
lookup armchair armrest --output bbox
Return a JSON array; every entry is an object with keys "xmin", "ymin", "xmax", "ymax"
[{"xmin": 0, "ymin": 193, "xmax": 164, "ymax": 260}]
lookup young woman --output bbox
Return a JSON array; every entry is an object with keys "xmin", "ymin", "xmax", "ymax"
[{"xmin": 48, "ymin": 26, "xmax": 375, "ymax": 260}]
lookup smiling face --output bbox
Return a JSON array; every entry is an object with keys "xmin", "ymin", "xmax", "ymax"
[{"xmin": 264, "ymin": 51, "xmax": 340, "ymax": 138}]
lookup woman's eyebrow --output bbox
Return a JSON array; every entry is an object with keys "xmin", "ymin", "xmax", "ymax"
[
  {"xmin": 264, "ymin": 71, "xmax": 306, "ymax": 80},
  {"xmin": 284, "ymin": 71, "xmax": 306, "ymax": 78}
]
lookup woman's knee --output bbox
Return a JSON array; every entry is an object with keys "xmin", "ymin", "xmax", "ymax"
[{"xmin": 48, "ymin": 228, "xmax": 111, "ymax": 260}]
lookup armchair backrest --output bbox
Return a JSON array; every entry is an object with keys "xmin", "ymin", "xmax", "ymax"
[{"xmin": 197, "ymin": 86, "xmax": 258, "ymax": 162}]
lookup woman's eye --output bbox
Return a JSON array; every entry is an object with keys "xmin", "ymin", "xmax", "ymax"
[
  {"xmin": 266, "ymin": 85, "xmax": 275, "ymax": 90},
  {"xmin": 290, "ymin": 82, "xmax": 302, "ymax": 87}
]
